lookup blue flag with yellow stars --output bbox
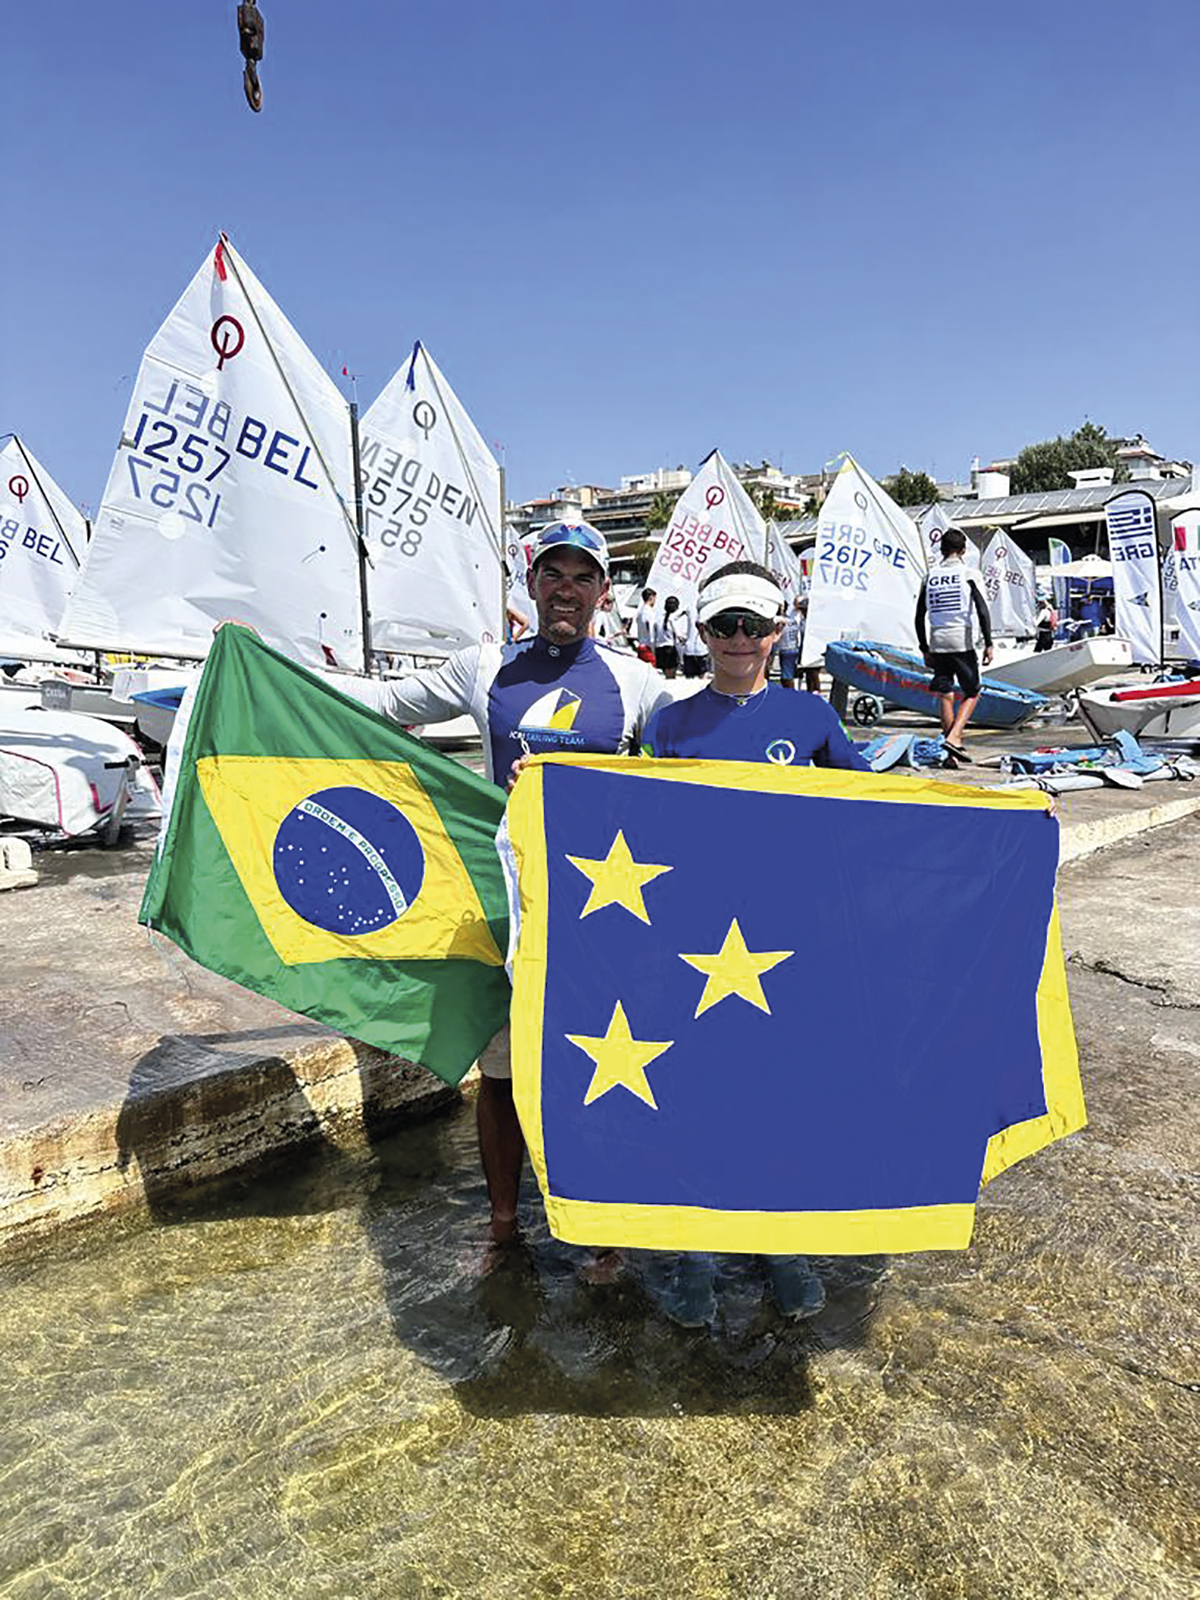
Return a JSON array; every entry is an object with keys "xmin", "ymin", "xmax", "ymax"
[
  {"xmin": 503, "ymin": 756, "xmax": 1084, "ymax": 1253},
  {"xmin": 140, "ymin": 625, "xmax": 511, "ymax": 1086}
]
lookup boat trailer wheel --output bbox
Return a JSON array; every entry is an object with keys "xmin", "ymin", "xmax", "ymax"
[{"xmin": 851, "ymin": 694, "xmax": 884, "ymax": 726}]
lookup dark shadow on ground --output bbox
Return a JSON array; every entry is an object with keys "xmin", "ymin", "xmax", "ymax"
[{"xmin": 118, "ymin": 1054, "xmax": 887, "ymax": 1419}]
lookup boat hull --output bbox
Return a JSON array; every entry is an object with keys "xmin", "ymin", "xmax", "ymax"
[
  {"xmin": 1076, "ymin": 685, "xmax": 1200, "ymax": 740},
  {"xmin": 824, "ymin": 640, "xmax": 1046, "ymax": 729},
  {"xmin": 982, "ymin": 637, "xmax": 1134, "ymax": 696},
  {"xmin": 0, "ymin": 705, "xmax": 160, "ymax": 837}
]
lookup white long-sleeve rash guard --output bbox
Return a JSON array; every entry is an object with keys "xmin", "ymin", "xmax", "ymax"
[{"xmin": 347, "ymin": 634, "xmax": 673, "ymax": 787}]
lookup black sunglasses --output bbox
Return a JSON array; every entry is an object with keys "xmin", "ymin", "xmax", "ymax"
[{"xmin": 703, "ymin": 609, "xmax": 779, "ymax": 640}]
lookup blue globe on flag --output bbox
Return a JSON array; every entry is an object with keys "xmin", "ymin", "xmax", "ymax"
[{"xmin": 273, "ymin": 786, "xmax": 425, "ymax": 935}]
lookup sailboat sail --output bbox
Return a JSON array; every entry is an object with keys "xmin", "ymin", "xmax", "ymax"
[
  {"xmin": 59, "ymin": 238, "xmax": 363, "ymax": 670},
  {"xmin": 506, "ymin": 527, "xmax": 533, "ymax": 635},
  {"xmin": 920, "ymin": 501, "xmax": 979, "ymax": 568},
  {"xmin": 764, "ymin": 520, "xmax": 805, "ymax": 603},
  {"xmin": 802, "ymin": 458, "xmax": 927, "ymax": 666},
  {"xmin": 980, "ymin": 530, "xmax": 1037, "ymax": 637},
  {"xmin": 0, "ymin": 436, "xmax": 84, "ymax": 656},
  {"xmin": 359, "ymin": 342, "xmax": 503, "ymax": 657},
  {"xmin": 645, "ymin": 450, "xmax": 766, "ymax": 616}
]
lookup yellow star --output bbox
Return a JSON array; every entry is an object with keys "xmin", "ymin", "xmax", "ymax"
[
  {"xmin": 566, "ymin": 1001, "xmax": 674, "ymax": 1109},
  {"xmin": 680, "ymin": 918, "xmax": 793, "ymax": 1017},
  {"xmin": 566, "ymin": 830, "xmax": 672, "ymax": 922}
]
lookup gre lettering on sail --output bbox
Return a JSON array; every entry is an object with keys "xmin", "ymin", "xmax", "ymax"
[
  {"xmin": 59, "ymin": 236, "xmax": 364, "ymax": 671},
  {"xmin": 803, "ymin": 458, "xmax": 927, "ymax": 667}
]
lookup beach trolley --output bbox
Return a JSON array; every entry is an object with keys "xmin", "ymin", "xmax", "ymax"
[{"xmin": 824, "ymin": 640, "xmax": 1048, "ymax": 730}]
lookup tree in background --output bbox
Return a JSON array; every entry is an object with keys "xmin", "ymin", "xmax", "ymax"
[
  {"xmin": 883, "ymin": 467, "xmax": 940, "ymax": 507},
  {"xmin": 644, "ymin": 491, "xmax": 675, "ymax": 533},
  {"xmin": 1009, "ymin": 422, "xmax": 1129, "ymax": 494}
]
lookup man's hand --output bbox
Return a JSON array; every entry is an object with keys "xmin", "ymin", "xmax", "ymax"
[
  {"xmin": 921, "ymin": 650, "xmax": 933, "ymax": 667},
  {"xmin": 982, "ymin": 645, "xmax": 994, "ymax": 666},
  {"xmin": 507, "ymin": 755, "xmax": 532, "ymax": 794}
]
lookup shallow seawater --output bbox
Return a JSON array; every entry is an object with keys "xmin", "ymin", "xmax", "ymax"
[{"xmin": 0, "ymin": 1099, "xmax": 1194, "ymax": 1600}]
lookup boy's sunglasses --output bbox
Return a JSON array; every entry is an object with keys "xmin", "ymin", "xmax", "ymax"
[{"xmin": 703, "ymin": 609, "xmax": 778, "ymax": 640}]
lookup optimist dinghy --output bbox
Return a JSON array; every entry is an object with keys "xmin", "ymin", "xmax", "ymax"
[
  {"xmin": 824, "ymin": 639, "xmax": 1047, "ymax": 729},
  {"xmin": 982, "ymin": 636, "xmax": 1134, "ymax": 696},
  {"xmin": 0, "ymin": 697, "xmax": 160, "ymax": 840},
  {"xmin": 1076, "ymin": 677, "xmax": 1200, "ymax": 740}
]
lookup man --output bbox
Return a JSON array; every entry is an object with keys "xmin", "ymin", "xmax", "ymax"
[
  {"xmin": 915, "ymin": 527, "xmax": 993, "ymax": 761},
  {"xmin": 358, "ymin": 521, "xmax": 671, "ymax": 1246},
  {"xmin": 641, "ymin": 561, "xmax": 869, "ymax": 1324},
  {"xmin": 633, "ymin": 588, "xmax": 657, "ymax": 664}
]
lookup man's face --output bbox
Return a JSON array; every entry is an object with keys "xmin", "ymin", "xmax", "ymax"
[{"xmin": 532, "ymin": 550, "xmax": 608, "ymax": 645}]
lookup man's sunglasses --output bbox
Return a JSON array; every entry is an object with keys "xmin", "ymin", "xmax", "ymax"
[{"xmin": 703, "ymin": 609, "xmax": 779, "ymax": 639}]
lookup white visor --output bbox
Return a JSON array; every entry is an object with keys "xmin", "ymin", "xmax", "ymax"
[{"xmin": 697, "ymin": 571, "xmax": 785, "ymax": 624}]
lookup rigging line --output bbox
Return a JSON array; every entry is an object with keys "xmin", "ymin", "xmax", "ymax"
[
  {"xmin": 418, "ymin": 350, "xmax": 504, "ymax": 564},
  {"xmin": 12, "ymin": 437, "xmax": 82, "ymax": 568},
  {"xmin": 217, "ymin": 239, "xmax": 361, "ymax": 560}
]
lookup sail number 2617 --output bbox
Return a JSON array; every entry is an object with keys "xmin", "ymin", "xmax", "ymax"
[{"xmin": 817, "ymin": 522, "xmax": 907, "ymax": 590}]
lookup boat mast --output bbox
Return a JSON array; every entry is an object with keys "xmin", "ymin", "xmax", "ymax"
[{"xmin": 348, "ymin": 400, "xmax": 373, "ymax": 676}]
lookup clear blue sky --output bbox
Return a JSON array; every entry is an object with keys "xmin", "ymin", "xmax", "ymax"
[{"xmin": 3, "ymin": 0, "xmax": 1197, "ymax": 512}]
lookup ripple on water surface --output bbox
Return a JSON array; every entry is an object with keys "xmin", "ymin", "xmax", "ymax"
[{"xmin": 0, "ymin": 1101, "xmax": 1195, "ymax": 1600}]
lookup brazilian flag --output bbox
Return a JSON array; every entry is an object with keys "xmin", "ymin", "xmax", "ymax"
[{"xmin": 140, "ymin": 626, "xmax": 510, "ymax": 1085}]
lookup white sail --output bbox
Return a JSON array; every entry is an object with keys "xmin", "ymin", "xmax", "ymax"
[
  {"xmin": 646, "ymin": 450, "xmax": 766, "ymax": 615},
  {"xmin": 920, "ymin": 502, "xmax": 979, "ymax": 568},
  {"xmin": 764, "ymin": 520, "xmax": 805, "ymax": 603},
  {"xmin": 980, "ymin": 530, "xmax": 1037, "ymax": 637},
  {"xmin": 1169, "ymin": 508, "xmax": 1200, "ymax": 660},
  {"xmin": 59, "ymin": 237, "xmax": 363, "ymax": 670},
  {"xmin": 802, "ymin": 458, "xmax": 927, "ymax": 666},
  {"xmin": 0, "ymin": 436, "xmax": 84, "ymax": 653},
  {"xmin": 506, "ymin": 527, "xmax": 533, "ymax": 637},
  {"xmin": 359, "ymin": 342, "xmax": 503, "ymax": 657},
  {"xmin": 1105, "ymin": 489, "xmax": 1162, "ymax": 665}
]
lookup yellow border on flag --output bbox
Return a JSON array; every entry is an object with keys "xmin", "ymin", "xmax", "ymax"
[{"xmin": 505, "ymin": 755, "xmax": 1083, "ymax": 1254}]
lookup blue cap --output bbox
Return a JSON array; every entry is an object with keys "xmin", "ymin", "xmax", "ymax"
[{"xmin": 531, "ymin": 520, "xmax": 609, "ymax": 576}]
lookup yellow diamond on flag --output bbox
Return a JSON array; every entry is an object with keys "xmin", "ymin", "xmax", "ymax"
[{"xmin": 197, "ymin": 756, "xmax": 505, "ymax": 967}]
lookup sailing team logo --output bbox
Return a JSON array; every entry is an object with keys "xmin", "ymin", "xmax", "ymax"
[{"xmin": 520, "ymin": 688, "xmax": 583, "ymax": 733}]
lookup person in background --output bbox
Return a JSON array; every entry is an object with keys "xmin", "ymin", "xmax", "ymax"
[
  {"xmin": 641, "ymin": 560, "xmax": 870, "ymax": 1327},
  {"xmin": 634, "ymin": 588, "xmax": 657, "ymax": 665},
  {"xmin": 654, "ymin": 595, "xmax": 682, "ymax": 679},
  {"xmin": 680, "ymin": 604, "xmax": 709, "ymax": 679},
  {"xmin": 776, "ymin": 595, "xmax": 804, "ymax": 688},
  {"xmin": 915, "ymin": 527, "xmax": 993, "ymax": 761},
  {"xmin": 1034, "ymin": 592, "xmax": 1057, "ymax": 653}
]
